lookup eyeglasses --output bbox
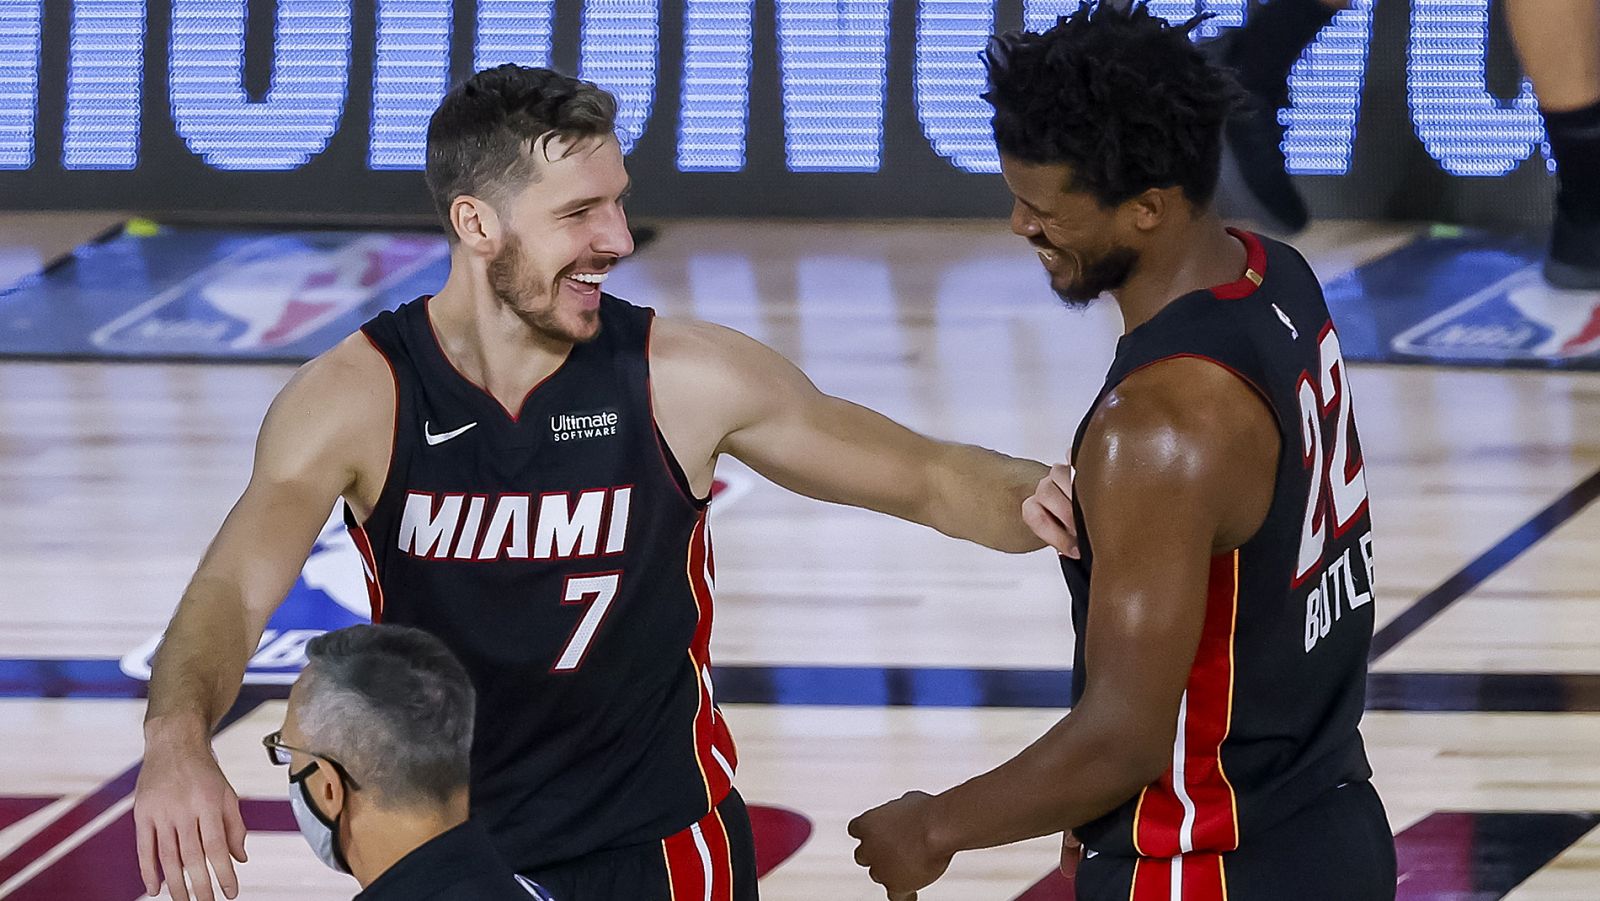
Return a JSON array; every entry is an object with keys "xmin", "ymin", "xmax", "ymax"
[{"xmin": 262, "ymin": 729, "xmax": 362, "ymax": 790}]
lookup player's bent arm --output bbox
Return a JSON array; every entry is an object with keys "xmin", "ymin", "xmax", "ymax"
[
  {"xmin": 651, "ymin": 318, "xmax": 1048, "ymax": 552},
  {"xmin": 136, "ymin": 336, "xmax": 392, "ymax": 899},
  {"xmin": 919, "ymin": 360, "xmax": 1279, "ymax": 853},
  {"xmin": 143, "ymin": 335, "xmax": 391, "ymax": 749}
]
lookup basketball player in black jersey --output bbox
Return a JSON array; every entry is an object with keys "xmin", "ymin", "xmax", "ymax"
[
  {"xmin": 132, "ymin": 66, "xmax": 1051, "ymax": 901},
  {"xmin": 849, "ymin": 5, "xmax": 1394, "ymax": 900}
]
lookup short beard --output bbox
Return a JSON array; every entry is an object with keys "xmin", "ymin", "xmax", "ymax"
[
  {"xmin": 1054, "ymin": 245, "xmax": 1139, "ymax": 309},
  {"xmin": 488, "ymin": 241, "xmax": 601, "ymax": 344}
]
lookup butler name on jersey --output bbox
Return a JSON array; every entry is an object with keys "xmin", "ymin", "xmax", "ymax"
[{"xmin": 1291, "ymin": 323, "xmax": 1376, "ymax": 657}]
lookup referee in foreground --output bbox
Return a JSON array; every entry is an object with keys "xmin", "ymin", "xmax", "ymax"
[{"xmin": 261, "ymin": 625, "xmax": 551, "ymax": 901}]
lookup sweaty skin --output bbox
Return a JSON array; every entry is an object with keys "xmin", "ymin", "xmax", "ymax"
[
  {"xmin": 847, "ymin": 359, "xmax": 1277, "ymax": 897},
  {"xmin": 132, "ymin": 133, "xmax": 1052, "ymax": 901},
  {"xmin": 848, "ymin": 147, "xmax": 1280, "ymax": 898}
]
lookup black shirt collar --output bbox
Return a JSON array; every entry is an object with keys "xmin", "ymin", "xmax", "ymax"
[{"xmin": 354, "ymin": 819, "xmax": 509, "ymax": 901}]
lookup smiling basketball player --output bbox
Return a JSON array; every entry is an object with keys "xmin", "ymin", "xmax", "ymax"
[{"xmin": 132, "ymin": 65, "xmax": 1051, "ymax": 901}]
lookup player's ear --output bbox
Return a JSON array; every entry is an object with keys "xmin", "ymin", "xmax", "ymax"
[
  {"xmin": 451, "ymin": 194, "xmax": 503, "ymax": 255},
  {"xmin": 1128, "ymin": 187, "xmax": 1170, "ymax": 232}
]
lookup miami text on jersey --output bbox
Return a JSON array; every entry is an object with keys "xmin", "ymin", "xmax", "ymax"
[{"xmin": 398, "ymin": 488, "xmax": 632, "ymax": 561}]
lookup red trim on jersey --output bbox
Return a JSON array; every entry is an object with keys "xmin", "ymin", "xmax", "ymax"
[
  {"xmin": 421, "ymin": 295, "xmax": 570, "ymax": 423},
  {"xmin": 346, "ymin": 520, "xmax": 386, "ymax": 623},
  {"xmin": 1130, "ymin": 856, "xmax": 1159, "ymax": 901},
  {"xmin": 1133, "ymin": 552, "xmax": 1241, "ymax": 858},
  {"xmin": 685, "ymin": 513, "xmax": 738, "ymax": 808},
  {"xmin": 661, "ymin": 803, "xmax": 735, "ymax": 901},
  {"xmin": 1210, "ymin": 229, "xmax": 1267, "ymax": 301},
  {"xmin": 644, "ymin": 314, "xmax": 713, "ymax": 511},
  {"xmin": 358, "ymin": 329, "xmax": 401, "ymax": 527},
  {"xmin": 1129, "ymin": 853, "xmax": 1228, "ymax": 901},
  {"xmin": 703, "ymin": 808, "xmax": 735, "ymax": 900}
]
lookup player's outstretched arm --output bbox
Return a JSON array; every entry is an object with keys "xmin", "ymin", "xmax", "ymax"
[
  {"xmin": 848, "ymin": 357, "xmax": 1278, "ymax": 897},
  {"xmin": 134, "ymin": 335, "xmax": 391, "ymax": 901},
  {"xmin": 651, "ymin": 318, "xmax": 1050, "ymax": 552}
]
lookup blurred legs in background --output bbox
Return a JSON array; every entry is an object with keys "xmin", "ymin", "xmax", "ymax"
[
  {"xmin": 1208, "ymin": 0, "xmax": 1352, "ymax": 235},
  {"xmin": 1507, "ymin": 0, "xmax": 1600, "ymax": 288},
  {"xmin": 1213, "ymin": 0, "xmax": 1600, "ymax": 290}
]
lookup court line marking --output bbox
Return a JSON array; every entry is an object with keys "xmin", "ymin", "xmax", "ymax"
[
  {"xmin": 14, "ymin": 663, "xmax": 1600, "ymax": 711},
  {"xmin": 0, "ymin": 795, "xmax": 134, "ymax": 899},
  {"xmin": 0, "ymin": 797, "xmax": 79, "ymax": 862},
  {"xmin": 1368, "ymin": 465, "xmax": 1600, "ymax": 661},
  {"xmin": 2, "ymin": 465, "xmax": 1597, "ymax": 886},
  {"xmin": 0, "ymin": 695, "xmax": 267, "ymax": 893}
]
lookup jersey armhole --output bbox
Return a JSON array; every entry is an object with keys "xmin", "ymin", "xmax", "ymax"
[
  {"xmin": 350, "ymin": 328, "xmax": 402, "ymax": 527},
  {"xmin": 1126, "ymin": 352, "xmax": 1283, "ymax": 430},
  {"xmin": 644, "ymin": 316, "xmax": 712, "ymax": 510}
]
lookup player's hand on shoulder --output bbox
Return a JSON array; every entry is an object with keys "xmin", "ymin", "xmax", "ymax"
[
  {"xmin": 848, "ymin": 790, "xmax": 953, "ymax": 900},
  {"xmin": 1022, "ymin": 463, "xmax": 1080, "ymax": 558},
  {"xmin": 133, "ymin": 733, "xmax": 247, "ymax": 901}
]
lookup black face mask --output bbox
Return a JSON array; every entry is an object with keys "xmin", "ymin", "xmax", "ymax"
[{"xmin": 289, "ymin": 762, "xmax": 352, "ymax": 874}]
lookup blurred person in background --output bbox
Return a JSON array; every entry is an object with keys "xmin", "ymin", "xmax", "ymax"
[{"xmin": 1210, "ymin": 0, "xmax": 1600, "ymax": 288}]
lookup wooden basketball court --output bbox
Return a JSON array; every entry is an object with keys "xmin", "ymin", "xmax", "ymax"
[{"xmin": 2, "ymin": 213, "xmax": 1599, "ymax": 899}]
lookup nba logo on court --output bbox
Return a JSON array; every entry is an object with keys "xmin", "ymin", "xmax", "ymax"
[
  {"xmin": 1392, "ymin": 266, "xmax": 1600, "ymax": 362},
  {"xmin": 119, "ymin": 511, "xmax": 373, "ymax": 684},
  {"xmin": 91, "ymin": 233, "xmax": 447, "ymax": 355}
]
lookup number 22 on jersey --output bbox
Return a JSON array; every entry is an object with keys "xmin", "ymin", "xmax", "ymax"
[{"xmin": 1294, "ymin": 324, "xmax": 1375, "ymax": 653}]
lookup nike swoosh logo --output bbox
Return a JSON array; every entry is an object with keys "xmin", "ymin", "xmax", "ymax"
[{"xmin": 424, "ymin": 421, "xmax": 478, "ymax": 446}]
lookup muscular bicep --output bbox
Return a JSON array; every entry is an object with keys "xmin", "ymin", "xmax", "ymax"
[
  {"xmin": 187, "ymin": 346, "xmax": 385, "ymax": 634},
  {"xmin": 1070, "ymin": 434, "xmax": 1215, "ymax": 766},
  {"xmin": 1068, "ymin": 359, "xmax": 1277, "ymax": 769},
  {"xmin": 725, "ymin": 386, "xmax": 943, "ymax": 516},
  {"xmin": 655, "ymin": 318, "xmax": 941, "ymax": 518}
]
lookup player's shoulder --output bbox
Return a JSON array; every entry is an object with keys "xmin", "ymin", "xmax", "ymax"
[
  {"xmin": 651, "ymin": 315, "xmax": 763, "ymax": 354},
  {"xmin": 268, "ymin": 330, "xmax": 395, "ymax": 430},
  {"xmin": 649, "ymin": 315, "xmax": 776, "ymax": 378},
  {"xmin": 1087, "ymin": 357, "xmax": 1273, "ymax": 464}
]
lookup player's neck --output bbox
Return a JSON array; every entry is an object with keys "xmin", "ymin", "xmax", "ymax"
[
  {"xmin": 345, "ymin": 795, "xmax": 470, "ymax": 888},
  {"xmin": 1111, "ymin": 213, "xmax": 1249, "ymax": 334},
  {"xmin": 429, "ymin": 268, "xmax": 573, "ymax": 411}
]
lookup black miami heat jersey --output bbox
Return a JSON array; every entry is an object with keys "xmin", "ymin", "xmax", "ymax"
[
  {"xmin": 345, "ymin": 294, "xmax": 738, "ymax": 872},
  {"xmin": 1062, "ymin": 230, "xmax": 1379, "ymax": 863}
]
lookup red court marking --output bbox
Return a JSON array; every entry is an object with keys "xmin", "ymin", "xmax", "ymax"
[
  {"xmin": 1394, "ymin": 811, "xmax": 1473, "ymax": 899},
  {"xmin": 0, "ymin": 765, "xmax": 139, "ymax": 886},
  {"xmin": 238, "ymin": 798, "xmax": 298, "ymax": 833},
  {"xmin": 1012, "ymin": 865, "xmax": 1073, "ymax": 899},
  {"xmin": 0, "ymin": 798, "xmax": 53, "ymax": 832},
  {"xmin": 0, "ymin": 797, "xmax": 811, "ymax": 897},
  {"xmin": 4, "ymin": 809, "xmax": 143, "ymax": 901},
  {"xmin": 1010, "ymin": 813, "xmax": 1587, "ymax": 900},
  {"xmin": 749, "ymin": 804, "xmax": 812, "ymax": 878}
]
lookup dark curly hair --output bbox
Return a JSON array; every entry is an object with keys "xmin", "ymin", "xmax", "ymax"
[
  {"xmin": 983, "ymin": 1, "xmax": 1245, "ymax": 208},
  {"xmin": 426, "ymin": 65, "xmax": 617, "ymax": 239}
]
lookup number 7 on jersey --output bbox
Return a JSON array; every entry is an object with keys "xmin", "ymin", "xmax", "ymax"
[{"xmin": 553, "ymin": 573, "xmax": 622, "ymax": 672}]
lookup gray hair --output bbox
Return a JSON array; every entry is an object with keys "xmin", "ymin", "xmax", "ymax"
[{"xmin": 298, "ymin": 624, "xmax": 476, "ymax": 808}]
